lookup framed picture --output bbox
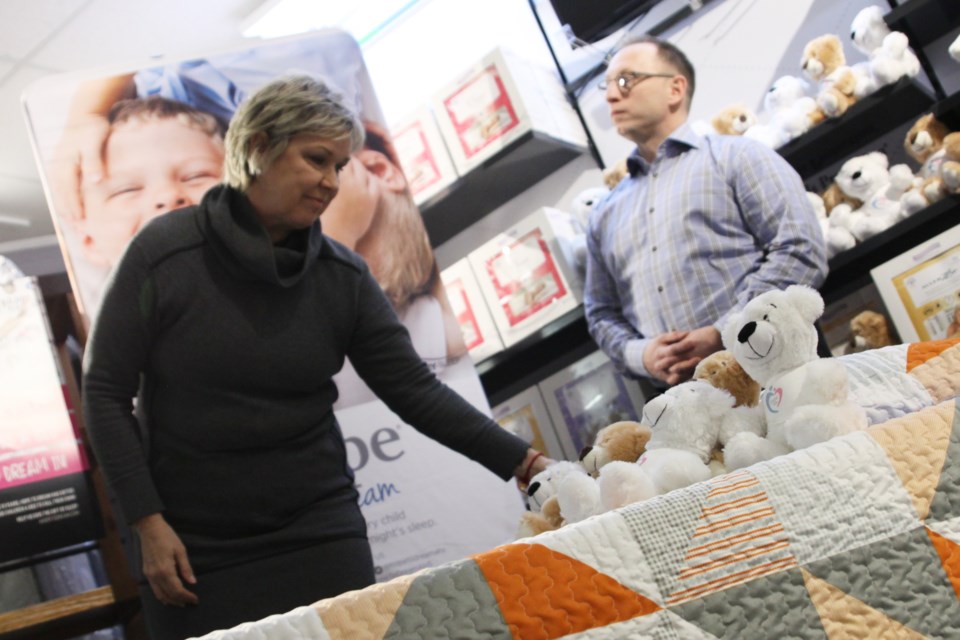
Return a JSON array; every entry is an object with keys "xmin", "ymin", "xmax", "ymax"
[
  {"xmin": 538, "ymin": 350, "xmax": 646, "ymax": 457},
  {"xmin": 491, "ymin": 386, "xmax": 569, "ymax": 460},
  {"xmin": 871, "ymin": 225, "xmax": 960, "ymax": 344}
]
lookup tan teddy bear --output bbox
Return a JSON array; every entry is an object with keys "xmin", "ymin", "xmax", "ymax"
[
  {"xmin": 711, "ymin": 104, "xmax": 759, "ymax": 136},
  {"xmin": 578, "ymin": 420, "xmax": 652, "ymax": 477},
  {"xmin": 802, "ymin": 34, "xmax": 858, "ymax": 119},
  {"xmin": 844, "ymin": 310, "xmax": 895, "ymax": 354},
  {"xmin": 939, "ymin": 132, "xmax": 960, "ymax": 194},
  {"xmin": 602, "ymin": 158, "xmax": 629, "ymax": 189},
  {"xmin": 693, "ymin": 350, "xmax": 761, "ymax": 472},
  {"xmin": 901, "ymin": 113, "xmax": 953, "ymax": 214}
]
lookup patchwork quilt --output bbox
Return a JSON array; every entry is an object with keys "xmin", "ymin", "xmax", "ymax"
[{"xmin": 194, "ymin": 339, "xmax": 960, "ymax": 639}]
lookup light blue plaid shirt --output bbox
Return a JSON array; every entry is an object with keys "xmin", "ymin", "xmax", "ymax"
[{"xmin": 585, "ymin": 124, "xmax": 828, "ymax": 379}]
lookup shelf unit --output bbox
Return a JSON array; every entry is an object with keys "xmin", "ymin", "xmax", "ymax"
[
  {"xmin": 461, "ymin": 0, "xmax": 960, "ymax": 396},
  {"xmin": 419, "ymin": 131, "xmax": 588, "ymax": 247},
  {"xmin": 778, "ymin": 78, "xmax": 934, "ymax": 179}
]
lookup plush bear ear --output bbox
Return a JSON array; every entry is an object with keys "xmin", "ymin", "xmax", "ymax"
[
  {"xmin": 866, "ymin": 151, "xmax": 889, "ymax": 170},
  {"xmin": 721, "ymin": 312, "xmax": 742, "ymax": 351},
  {"xmin": 784, "ymin": 285, "xmax": 824, "ymax": 323}
]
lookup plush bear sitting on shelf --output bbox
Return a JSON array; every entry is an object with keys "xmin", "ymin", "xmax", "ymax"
[
  {"xmin": 721, "ymin": 285, "xmax": 868, "ymax": 470},
  {"xmin": 843, "ymin": 310, "xmax": 895, "ymax": 354},
  {"xmin": 602, "ymin": 158, "xmax": 629, "ymax": 189},
  {"xmin": 710, "ymin": 103, "xmax": 759, "ymax": 136},
  {"xmin": 951, "ymin": 34, "xmax": 960, "ymax": 62},
  {"xmin": 802, "ymin": 34, "xmax": 858, "ymax": 119},
  {"xmin": 901, "ymin": 113, "xmax": 953, "ymax": 214},
  {"xmin": 937, "ymin": 132, "xmax": 960, "ymax": 195},
  {"xmin": 808, "ymin": 190, "xmax": 856, "ymax": 259},
  {"xmin": 828, "ymin": 151, "xmax": 915, "ymax": 243},
  {"xmin": 850, "ymin": 5, "xmax": 920, "ymax": 90},
  {"xmin": 743, "ymin": 76, "xmax": 820, "ymax": 148}
]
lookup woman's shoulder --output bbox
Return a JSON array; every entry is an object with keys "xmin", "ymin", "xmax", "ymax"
[
  {"xmin": 318, "ymin": 234, "xmax": 367, "ymax": 275},
  {"xmin": 130, "ymin": 207, "xmax": 205, "ymax": 266}
]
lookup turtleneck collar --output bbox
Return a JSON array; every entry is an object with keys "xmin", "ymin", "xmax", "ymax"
[{"xmin": 197, "ymin": 184, "xmax": 323, "ymax": 287}]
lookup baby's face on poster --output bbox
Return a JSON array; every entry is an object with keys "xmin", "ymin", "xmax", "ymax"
[{"xmin": 81, "ymin": 118, "xmax": 223, "ymax": 266}]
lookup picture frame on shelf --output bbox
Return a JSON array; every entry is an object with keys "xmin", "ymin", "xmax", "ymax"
[
  {"xmin": 491, "ymin": 386, "xmax": 569, "ymax": 460},
  {"xmin": 870, "ymin": 224, "xmax": 960, "ymax": 343},
  {"xmin": 538, "ymin": 350, "xmax": 646, "ymax": 458}
]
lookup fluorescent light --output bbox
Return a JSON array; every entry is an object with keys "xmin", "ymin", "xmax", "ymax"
[
  {"xmin": 241, "ymin": 0, "xmax": 423, "ymax": 45},
  {"xmin": 0, "ymin": 214, "xmax": 31, "ymax": 228}
]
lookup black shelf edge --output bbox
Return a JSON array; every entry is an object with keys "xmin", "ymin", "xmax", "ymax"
[
  {"xmin": 933, "ymin": 89, "xmax": 960, "ymax": 130},
  {"xmin": 477, "ymin": 306, "xmax": 593, "ymax": 404},
  {"xmin": 821, "ymin": 194, "xmax": 960, "ymax": 303},
  {"xmin": 885, "ymin": 0, "xmax": 960, "ymax": 50},
  {"xmin": 778, "ymin": 78, "xmax": 935, "ymax": 180},
  {"xmin": 419, "ymin": 130, "xmax": 588, "ymax": 247}
]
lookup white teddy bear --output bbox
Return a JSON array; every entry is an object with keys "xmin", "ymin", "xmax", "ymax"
[
  {"xmin": 806, "ymin": 191, "xmax": 855, "ymax": 259},
  {"xmin": 951, "ymin": 34, "xmax": 960, "ymax": 62},
  {"xmin": 850, "ymin": 5, "xmax": 920, "ymax": 90},
  {"xmin": 588, "ymin": 381, "xmax": 739, "ymax": 511},
  {"xmin": 721, "ymin": 286, "xmax": 868, "ymax": 470},
  {"xmin": 744, "ymin": 76, "xmax": 820, "ymax": 148},
  {"xmin": 828, "ymin": 151, "xmax": 915, "ymax": 242},
  {"xmin": 565, "ymin": 187, "xmax": 609, "ymax": 273}
]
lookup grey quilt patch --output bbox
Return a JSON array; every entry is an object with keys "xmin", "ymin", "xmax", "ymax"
[
  {"xmin": 804, "ymin": 527, "xmax": 960, "ymax": 638},
  {"xmin": 927, "ymin": 403, "xmax": 960, "ymax": 524},
  {"xmin": 383, "ymin": 560, "xmax": 511, "ymax": 639},
  {"xmin": 669, "ymin": 567, "xmax": 827, "ymax": 639}
]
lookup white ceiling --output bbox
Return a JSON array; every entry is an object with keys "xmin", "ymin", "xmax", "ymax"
[{"xmin": 0, "ymin": 0, "xmax": 261, "ymax": 250}]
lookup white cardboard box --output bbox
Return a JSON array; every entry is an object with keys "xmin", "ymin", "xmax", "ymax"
[
  {"xmin": 468, "ymin": 207, "xmax": 585, "ymax": 349},
  {"xmin": 538, "ymin": 350, "xmax": 647, "ymax": 458},
  {"xmin": 390, "ymin": 106, "xmax": 459, "ymax": 206},
  {"xmin": 440, "ymin": 258, "xmax": 504, "ymax": 363},
  {"xmin": 431, "ymin": 47, "xmax": 587, "ymax": 174},
  {"xmin": 492, "ymin": 386, "xmax": 569, "ymax": 460}
]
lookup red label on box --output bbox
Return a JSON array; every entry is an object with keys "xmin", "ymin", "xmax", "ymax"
[
  {"xmin": 443, "ymin": 64, "xmax": 520, "ymax": 159},
  {"xmin": 394, "ymin": 121, "xmax": 442, "ymax": 196},
  {"xmin": 447, "ymin": 278, "xmax": 484, "ymax": 350},
  {"xmin": 485, "ymin": 229, "xmax": 567, "ymax": 326}
]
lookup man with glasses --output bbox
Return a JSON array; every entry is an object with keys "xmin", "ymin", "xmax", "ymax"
[{"xmin": 585, "ymin": 35, "xmax": 827, "ymax": 395}]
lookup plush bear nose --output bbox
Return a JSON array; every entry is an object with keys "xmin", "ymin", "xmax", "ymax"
[
  {"xmin": 527, "ymin": 481, "xmax": 541, "ymax": 497},
  {"xmin": 738, "ymin": 321, "xmax": 757, "ymax": 343},
  {"xmin": 579, "ymin": 446, "xmax": 593, "ymax": 461},
  {"xmin": 852, "ymin": 170, "xmax": 862, "ymax": 180}
]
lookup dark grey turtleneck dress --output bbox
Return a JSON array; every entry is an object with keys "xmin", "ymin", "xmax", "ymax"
[{"xmin": 82, "ymin": 184, "xmax": 528, "ymax": 636}]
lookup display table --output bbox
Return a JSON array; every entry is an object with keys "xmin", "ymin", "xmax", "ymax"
[{"xmin": 193, "ymin": 339, "xmax": 960, "ymax": 639}]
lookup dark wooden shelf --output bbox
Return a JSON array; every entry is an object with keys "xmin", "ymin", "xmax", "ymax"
[
  {"xmin": 933, "ymin": 89, "xmax": 960, "ymax": 130},
  {"xmin": 419, "ymin": 130, "xmax": 587, "ymax": 247},
  {"xmin": 778, "ymin": 78, "xmax": 935, "ymax": 179},
  {"xmin": 477, "ymin": 306, "xmax": 594, "ymax": 405},
  {"xmin": 885, "ymin": 0, "xmax": 960, "ymax": 49},
  {"xmin": 820, "ymin": 194, "xmax": 960, "ymax": 303}
]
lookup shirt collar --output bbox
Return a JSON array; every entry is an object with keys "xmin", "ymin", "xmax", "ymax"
[{"xmin": 626, "ymin": 122, "xmax": 703, "ymax": 177}]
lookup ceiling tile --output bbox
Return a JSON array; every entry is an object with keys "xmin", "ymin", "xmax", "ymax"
[
  {"xmin": 0, "ymin": 0, "xmax": 88, "ymax": 60},
  {"xmin": 0, "ymin": 174, "xmax": 55, "ymax": 245}
]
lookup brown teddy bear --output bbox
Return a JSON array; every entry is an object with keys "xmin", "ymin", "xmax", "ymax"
[
  {"xmin": 802, "ymin": 34, "xmax": 858, "ymax": 119},
  {"xmin": 578, "ymin": 420, "xmax": 652, "ymax": 477},
  {"xmin": 844, "ymin": 310, "xmax": 895, "ymax": 353},
  {"xmin": 602, "ymin": 157, "xmax": 629, "ymax": 189},
  {"xmin": 938, "ymin": 132, "xmax": 960, "ymax": 194},
  {"xmin": 693, "ymin": 350, "xmax": 760, "ymax": 408},
  {"xmin": 711, "ymin": 104, "xmax": 758, "ymax": 136},
  {"xmin": 693, "ymin": 350, "xmax": 761, "ymax": 472},
  {"xmin": 901, "ymin": 113, "xmax": 953, "ymax": 214}
]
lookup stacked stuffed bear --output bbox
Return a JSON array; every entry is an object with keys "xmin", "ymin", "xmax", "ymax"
[{"xmin": 721, "ymin": 285, "xmax": 868, "ymax": 470}]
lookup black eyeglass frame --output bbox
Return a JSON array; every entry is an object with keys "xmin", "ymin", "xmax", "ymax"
[{"xmin": 598, "ymin": 70, "xmax": 676, "ymax": 94}]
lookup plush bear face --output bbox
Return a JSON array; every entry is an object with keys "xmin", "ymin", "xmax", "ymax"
[
  {"xmin": 579, "ymin": 420, "xmax": 652, "ymax": 476},
  {"xmin": 525, "ymin": 461, "xmax": 586, "ymax": 513},
  {"xmin": 849, "ymin": 310, "xmax": 893, "ymax": 350},
  {"xmin": 850, "ymin": 5, "xmax": 890, "ymax": 55},
  {"xmin": 693, "ymin": 350, "xmax": 760, "ymax": 407},
  {"xmin": 711, "ymin": 104, "xmax": 758, "ymax": 135},
  {"xmin": 642, "ymin": 380, "xmax": 735, "ymax": 460},
  {"xmin": 802, "ymin": 35, "xmax": 846, "ymax": 82},
  {"xmin": 570, "ymin": 187, "xmax": 610, "ymax": 228},
  {"xmin": 764, "ymin": 76, "xmax": 809, "ymax": 113},
  {"xmin": 835, "ymin": 151, "xmax": 891, "ymax": 201},
  {"xmin": 722, "ymin": 286, "xmax": 824, "ymax": 386},
  {"xmin": 904, "ymin": 114, "xmax": 950, "ymax": 164},
  {"xmin": 943, "ymin": 132, "xmax": 960, "ymax": 162}
]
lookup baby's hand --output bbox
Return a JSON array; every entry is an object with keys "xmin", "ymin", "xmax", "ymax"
[{"xmin": 48, "ymin": 113, "xmax": 111, "ymax": 222}]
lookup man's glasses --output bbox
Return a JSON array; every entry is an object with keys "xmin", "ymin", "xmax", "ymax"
[{"xmin": 598, "ymin": 71, "xmax": 675, "ymax": 94}]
